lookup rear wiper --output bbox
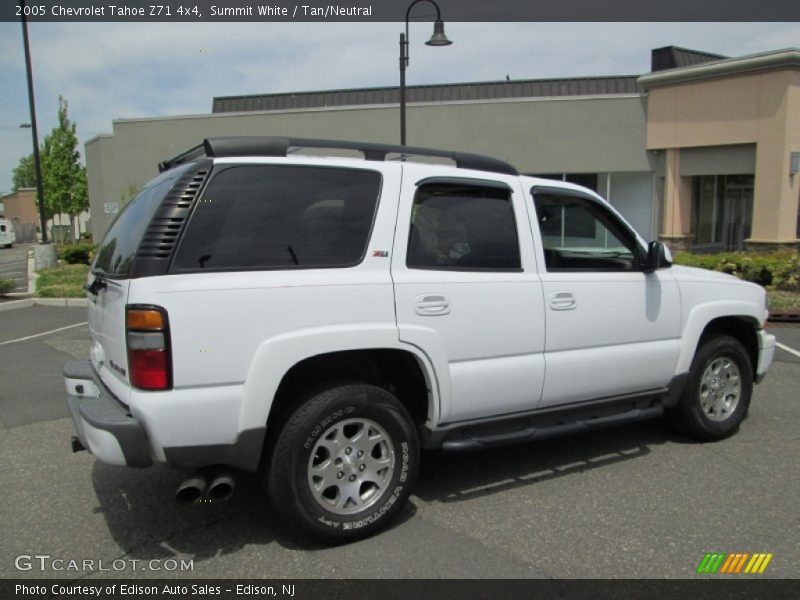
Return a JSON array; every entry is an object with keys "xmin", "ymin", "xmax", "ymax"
[{"xmin": 84, "ymin": 274, "xmax": 107, "ymax": 296}]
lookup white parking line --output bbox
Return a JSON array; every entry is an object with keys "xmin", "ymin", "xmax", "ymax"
[
  {"xmin": 0, "ymin": 322, "xmax": 89, "ymax": 347},
  {"xmin": 776, "ymin": 342, "xmax": 800, "ymax": 359}
]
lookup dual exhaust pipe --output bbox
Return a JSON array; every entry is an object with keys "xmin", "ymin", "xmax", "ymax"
[{"xmin": 176, "ymin": 470, "xmax": 235, "ymax": 504}]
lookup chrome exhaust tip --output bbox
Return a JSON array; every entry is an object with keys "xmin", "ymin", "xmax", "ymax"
[
  {"xmin": 175, "ymin": 475, "xmax": 207, "ymax": 504},
  {"xmin": 207, "ymin": 472, "xmax": 235, "ymax": 502}
]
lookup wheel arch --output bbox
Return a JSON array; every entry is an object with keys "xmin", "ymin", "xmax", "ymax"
[
  {"xmin": 239, "ymin": 325, "xmax": 440, "ymax": 439},
  {"xmin": 677, "ymin": 303, "xmax": 762, "ymax": 376},
  {"xmin": 266, "ymin": 348, "xmax": 432, "ymax": 437}
]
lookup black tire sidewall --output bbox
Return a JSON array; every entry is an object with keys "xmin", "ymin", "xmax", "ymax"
[
  {"xmin": 682, "ymin": 335, "xmax": 753, "ymax": 439},
  {"xmin": 272, "ymin": 384, "xmax": 418, "ymax": 541}
]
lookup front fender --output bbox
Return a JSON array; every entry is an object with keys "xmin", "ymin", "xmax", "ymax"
[{"xmin": 676, "ymin": 301, "xmax": 763, "ymax": 374}]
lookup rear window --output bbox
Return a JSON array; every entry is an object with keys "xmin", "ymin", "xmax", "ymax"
[
  {"xmin": 172, "ymin": 165, "xmax": 382, "ymax": 271},
  {"xmin": 94, "ymin": 163, "xmax": 194, "ymax": 277}
]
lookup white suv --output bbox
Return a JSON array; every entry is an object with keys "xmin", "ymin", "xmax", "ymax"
[{"xmin": 65, "ymin": 137, "xmax": 776, "ymax": 542}]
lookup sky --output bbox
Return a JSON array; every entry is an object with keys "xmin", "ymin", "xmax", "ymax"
[{"xmin": 0, "ymin": 21, "xmax": 799, "ymax": 196}]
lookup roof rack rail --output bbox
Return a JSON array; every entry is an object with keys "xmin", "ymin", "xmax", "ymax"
[
  {"xmin": 158, "ymin": 143, "xmax": 206, "ymax": 172},
  {"xmin": 159, "ymin": 136, "xmax": 518, "ymax": 176}
]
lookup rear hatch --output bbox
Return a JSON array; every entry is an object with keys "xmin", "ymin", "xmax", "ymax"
[{"xmin": 88, "ymin": 163, "xmax": 198, "ymax": 395}]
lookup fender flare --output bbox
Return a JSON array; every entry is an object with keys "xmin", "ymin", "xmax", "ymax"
[
  {"xmin": 238, "ymin": 323, "xmax": 448, "ymax": 432},
  {"xmin": 676, "ymin": 301, "xmax": 763, "ymax": 374}
]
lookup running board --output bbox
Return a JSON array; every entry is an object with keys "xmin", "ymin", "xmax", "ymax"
[{"xmin": 440, "ymin": 404, "xmax": 665, "ymax": 452}]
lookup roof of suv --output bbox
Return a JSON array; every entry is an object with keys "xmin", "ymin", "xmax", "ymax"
[{"xmin": 159, "ymin": 137, "xmax": 519, "ymax": 177}]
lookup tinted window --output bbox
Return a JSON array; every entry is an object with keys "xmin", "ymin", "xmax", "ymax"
[
  {"xmin": 533, "ymin": 191, "xmax": 640, "ymax": 271},
  {"xmin": 94, "ymin": 163, "xmax": 193, "ymax": 277},
  {"xmin": 173, "ymin": 165, "xmax": 381, "ymax": 271},
  {"xmin": 407, "ymin": 184, "xmax": 520, "ymax": 270}
]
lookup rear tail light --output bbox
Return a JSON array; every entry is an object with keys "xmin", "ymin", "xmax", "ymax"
[{"xmin": 127, "ymin": 306, "xmax": 171, "ymax": 390}]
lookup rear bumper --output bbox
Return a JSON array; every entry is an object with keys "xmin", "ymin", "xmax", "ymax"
[
  {"xmin": 64, "ymin": 359, "xmax": 153, "ymax": 467},
  {"xmin": 755, "ymin": 329, "xmax": 776, "ymax": 384}
]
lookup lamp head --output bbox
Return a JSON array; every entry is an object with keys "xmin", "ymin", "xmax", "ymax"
[{"xmin": 425, "ymin": 20, "xmax": 452, "ymax": 46}]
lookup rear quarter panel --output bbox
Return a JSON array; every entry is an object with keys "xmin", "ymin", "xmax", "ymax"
[{"xmin": 125, "ymin": 161, "xmax": 417, "ymax": 449}]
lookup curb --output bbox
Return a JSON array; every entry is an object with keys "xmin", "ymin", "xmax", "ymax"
[
  {"xmin": 35, "ymin": 298, "xmax": 88, "ymax": 307},
  {"xmin": 0, "ymin": 298, "xmax": 35, "ymax": 312},
  {"xmin": 0, "ymin": 298, "xmax": 87, "ymax": 312},
  {"xmin": 768, "ymin": 313, "xmax": 800, "ymax": 323},
  {"xmin": 27, "ymin": 249, "xmax": 36, "ymax": 295}
]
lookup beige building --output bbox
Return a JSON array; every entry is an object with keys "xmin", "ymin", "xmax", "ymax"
[
  {"xmin": 86, "ymin": 46, "xmax": 800, "ymax": 252},
  {"xmin": 1, "ymin": 188, "xmax": 39, "ymax": 225},
  {"xmin": 0, "ymin": 187, "xmax": 90, "ymax": 243},
  {"xmin": 642, "ymin": 48, "xmax": 800, "ymax": 251}
]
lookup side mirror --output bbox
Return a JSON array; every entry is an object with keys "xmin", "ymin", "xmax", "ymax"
[{"xmin": 644, "ymin": 241, "xmax": 673, "ymax": 273}]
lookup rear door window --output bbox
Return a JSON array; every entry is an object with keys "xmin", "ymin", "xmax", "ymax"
[
  {"xmin": 94, "ymin": 163, "xmax": 194, "ymax": 277},
  {"xmin": 407, "ymin": 183, "xmax": 521, "ymax": 271},
  {"xmin": 172, "ymin": 165, "xmax": 382, "ymax": 271}
]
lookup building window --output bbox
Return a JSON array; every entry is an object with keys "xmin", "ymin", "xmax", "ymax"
[{"xmin": 692, "ymin": 175, "xmax": 753, "ymax": 252}]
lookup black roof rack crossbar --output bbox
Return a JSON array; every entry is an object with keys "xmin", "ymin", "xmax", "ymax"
[
  {"xmin": 158, "ymin": 143, "xmax": 206, "ymax": 172},
  {"xmin": 161, "ymin": 136, "xmax": 517, "ymax": 176}
]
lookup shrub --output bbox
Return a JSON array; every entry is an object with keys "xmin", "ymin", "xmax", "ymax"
[
  {"xmin": 673, "ymin": 251, "xmax": 799, "ymax": 291},
  {"xmin": 0, "ymin": 278, "xmax": 15, "ymax": 296},
  {"xmin": 57, "ymin": 242, "xmax": 96, "ymax": 265}
]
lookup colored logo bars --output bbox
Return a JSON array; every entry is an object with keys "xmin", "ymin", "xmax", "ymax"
[{"xmin": 696, "ymin": 553, "xmax": 773, "ymax": 574}]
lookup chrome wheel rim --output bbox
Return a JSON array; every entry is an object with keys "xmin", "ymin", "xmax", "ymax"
[
  {"xmin": 307, "ymin": 417, "xmax": 395, "ymax": 515},
  {"xmin": 699, "ymin": 357, "xmax": 741, "ymax": 422}
]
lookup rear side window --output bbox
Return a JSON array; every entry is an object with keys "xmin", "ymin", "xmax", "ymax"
[
  {"xmin": 173, "ymin": 165, "xmax": 381, "ymax": 271},
  {"xmin": 94, "ymin": 163, "xmax": 194, "ymax": 277},
  {"xmin": 407, "ymin": 183, "xmax": 521, "ymax": 270}
]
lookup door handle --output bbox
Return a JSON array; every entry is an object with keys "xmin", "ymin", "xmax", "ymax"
[
  {"xmin": 415, "ymin": 294, "xmax": 451, "ymax": 316},
  {"xmin": 549, "ymin": 291, "xmax": 576, "ymax": 311}
]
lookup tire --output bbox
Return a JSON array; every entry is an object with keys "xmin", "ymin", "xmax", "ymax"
[
  {"xmin": 263, "ymin": 383, "xmax": 419, "ymax": 543},
  {"xmin": 669, "ymin": 335, "xmax": 753, "ymax": 441}
]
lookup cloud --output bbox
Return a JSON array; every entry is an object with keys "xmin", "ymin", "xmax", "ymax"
[{"xmin": 1, "ymin": 21, "xmax": 799, "ymax": 195}]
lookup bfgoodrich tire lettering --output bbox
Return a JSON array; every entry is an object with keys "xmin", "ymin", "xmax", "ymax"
[
  {"xmin": 264, "ymin": 383, "xmax": 418, "ymax": 542},
  {"xmin": 670, "ymin": 335, "xmax": 753, "ymax": 441}
]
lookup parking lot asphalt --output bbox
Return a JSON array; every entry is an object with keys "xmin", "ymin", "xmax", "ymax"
[
  {"xmin": 0, "ymin": 243, "xmax": 31, "ymax": 293},
  {"xmin": 0, "ymin": 305, "xmax": 798, "ymax": 579}
]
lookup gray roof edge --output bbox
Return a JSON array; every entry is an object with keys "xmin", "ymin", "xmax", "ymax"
[
  {"xmin": 212, "ymin": 75, "xmax": 642, "ymax": 109},
  {"xmin": 639, "ymin": 48, "xmax": 800, "ymax": 88},
  {"xmin": 213, "ymin": 75, "xmax": 641, "ymax": 101},
  {"xmin": 105, "ymin": 93, "xmax": 643, "ymax": 128},
  {"xmin": 85, "ymin": 133, "xmax": 115, "ymax": 146}
]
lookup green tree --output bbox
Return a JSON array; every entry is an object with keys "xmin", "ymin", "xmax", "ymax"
[
  {"xmin": 12, "ymin": 153, "xmax": 37, "ymax": 191},
  {"xmin": 41, "ymin": 96, "xmax": 88, "ymax": 242}
]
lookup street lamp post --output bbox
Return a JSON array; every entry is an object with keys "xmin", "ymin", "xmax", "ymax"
[
  {"xmin": 399, "ymin": 0, "xmax": 451, "ymax": 146},
  {"xmin": 19, "ymin": 0, "xmax": 48, "ymax": 244}
]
